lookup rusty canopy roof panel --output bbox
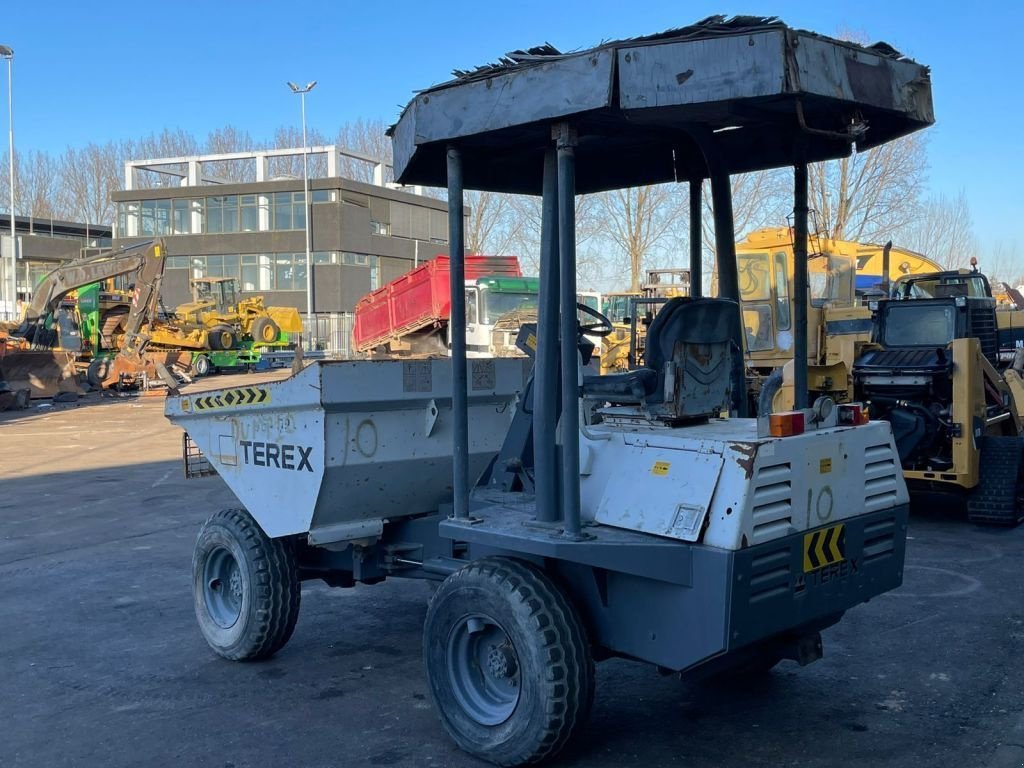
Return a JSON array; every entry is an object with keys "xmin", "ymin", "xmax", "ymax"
[{"xmin": 390, "ymin": 15, "xmax": 933, "ymax": 195}]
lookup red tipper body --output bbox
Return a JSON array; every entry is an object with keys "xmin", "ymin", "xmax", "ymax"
[{"xmin": 352, "ymin": 255, "xmax": 522, "ymax": 352}]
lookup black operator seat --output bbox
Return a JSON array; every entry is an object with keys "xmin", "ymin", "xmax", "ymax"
[{"xmin": 582, "ymin": 297, "xmax": 739, "ymax": 421}]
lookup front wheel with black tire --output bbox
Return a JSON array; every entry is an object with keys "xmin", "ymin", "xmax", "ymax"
[
  {"xmin": 966, "ymin": 436, "xmax": 1024, "ymax": 526},
  {"xmin": 251, "ymin": 316, "xmax": 281, "ymax": 345},
  {"xmin": 208, "ymin": 325, "xmax": 237, "ymax": 351},
  {"xmin": 192, "ymin": 354, "xmax": 212, "ymax": 377},
  {"xmin": 192, "ymin": 508, "xmax": 301, "ymax": 661},
  {"xmin": 424, "ymin": 557, "xmax": 594, "ymax": 767}
]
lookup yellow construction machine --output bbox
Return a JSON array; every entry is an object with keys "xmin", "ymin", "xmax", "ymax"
[
  {"xmin": 762, "ymin": 265, "xmax": 1024, "ymax": 525},
  {"xmin": 599, "ymin": 268, "xmax": 692, "ymax": 373},
  {"xmin": 736, "ymin": 227, "xmax": 943, "ymax": 407},
  {"xmin": 6, "ymin": 243, "xmax": 304, "ymax": 391},
  {"xmin": 165, "ymin": 277, "xmax": 302, "ymax": 349},
  {"xmin": 852, "ymin": 269, "xmax": 1024, "ymax": 523}
]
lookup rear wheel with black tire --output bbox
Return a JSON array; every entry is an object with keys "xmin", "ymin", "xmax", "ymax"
[
  {"xmin": 251, "ymin": 316, "xmax": 281, "ymax": 344},
  {"xmin": 966, "ymin": 436, "xmax": 1024, "ymax": 526},
  {"xmin": 191, "ymin": 354, "xmax": 212, "ymax": 377},
  {"xmin": 424, "ymin": 557, "xmax": 594, "ymax": 766},
  {"xmin": 192, "ymin": 508, "xmax": 301, "ymax": 661},
  {"xmin": 208, "ymin": 325, "xmax": 236, "ymax": 351}
]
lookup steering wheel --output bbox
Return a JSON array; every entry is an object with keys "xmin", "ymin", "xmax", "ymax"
[{"xmin": 576, "ymin": 302, "xmax": 614, "ymax": 337}]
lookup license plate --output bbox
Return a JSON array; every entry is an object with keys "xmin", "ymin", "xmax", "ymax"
[{"xmin": 802, "ymin": 523, "xmax": 846, "ymax": 573}]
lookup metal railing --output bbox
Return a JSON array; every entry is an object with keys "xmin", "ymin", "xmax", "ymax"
[{"xmin": 292, "ymin": 313, "xmax": 355, "ymax": 357}]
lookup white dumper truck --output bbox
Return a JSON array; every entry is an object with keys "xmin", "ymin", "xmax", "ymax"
[{"xmin": 165, "ymin": 16, "xmax": 933, "ymax": 767}]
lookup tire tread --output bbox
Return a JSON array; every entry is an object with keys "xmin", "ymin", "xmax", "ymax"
[
  {"xmin": 194, "ymin": 508, "xmax": 300, "ymax": 660},
  {"xmin": 427, "ymin": 557, "xmax": 593, "ymax": 766}
]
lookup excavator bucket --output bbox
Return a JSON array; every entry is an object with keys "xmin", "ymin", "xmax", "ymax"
[{"xmin": 0, "ymin": 350, "xmax": 82, "ymax": 399}]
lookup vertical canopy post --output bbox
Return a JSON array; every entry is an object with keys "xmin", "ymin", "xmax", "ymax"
[
  {"xmin": 533, "ymin": 148, "xmax": 560, "ymax": 524},
  {"xmin": 555, "ymin": 124, "xmax": 582, "ymax": 538},
  {"xmin": 689, "ymin": 179, "xmax": 703, "ymax": 298},
  {"xmin": 709, "ymin": 171, "xmax": 748, "ymax": 417},
  {"xmin": 446, "ymin": 146, "xmax": 469, "ymax": 519},
  {"xmin": 792, "ymin": 158, "xmax": 809, "ymax": 410}
]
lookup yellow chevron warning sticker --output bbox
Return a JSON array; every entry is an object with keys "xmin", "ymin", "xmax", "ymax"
[
  {"xmin": 192, "ymin": 387, "xmax": 271, "ymax": 411},
  {"xmin": 803, "ymin": 523, "xmax": 845, "ymax": 573}
]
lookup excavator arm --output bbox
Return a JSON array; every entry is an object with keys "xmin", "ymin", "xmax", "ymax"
[{"xmin": 13, "ymin": 239, "xmax": 166, "ymax": 341}]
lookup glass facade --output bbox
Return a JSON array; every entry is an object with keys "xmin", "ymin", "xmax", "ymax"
[
  {"xmin": 115, "ymin": 189, "xmax": 335, "ymax": 237},
  {"xmin": 166, "ymin": 252, "xmax": 378, "ymax": 292}
]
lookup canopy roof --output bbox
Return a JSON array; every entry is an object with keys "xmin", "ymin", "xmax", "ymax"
[{"xmin": 390, "ymin": 16, "xmax": 933, "ymax": 195}]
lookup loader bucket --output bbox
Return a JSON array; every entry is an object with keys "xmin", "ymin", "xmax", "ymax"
[
  {"xmin": 267, "ymin": 307, "xmax": 304, "ymax": 334},
  {"xmin": 0, "ymin": 351, "xmax": 82, "ymax": 399}
]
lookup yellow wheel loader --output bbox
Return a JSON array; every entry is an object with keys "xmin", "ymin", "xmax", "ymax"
[{"xmin": 164, "ymin": 277, "xmax": 303, "ymax": 349}]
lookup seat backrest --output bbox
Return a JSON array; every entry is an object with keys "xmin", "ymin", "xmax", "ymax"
[
  {"xmin": 645, "ymin": 298, "xmax": 740, "ymax": 371},
  {"xmin": 644, "ymin": 297, "xmax": 740, "ymax": 420}
]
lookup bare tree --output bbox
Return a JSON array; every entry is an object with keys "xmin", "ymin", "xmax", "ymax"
[
  {"xmin": 699, "ymin": 169, "xmax": 790, "ymax": 290},
  {"xmin": 0, "ymin": 149, "xmax": 65, "ymax": 220},
  {"xmin": 600, "ymin": 184, "xmax": 685, "ymax": 291},
  {"xmin": 893, "ymin": 189, "xmax": 976, "ymax": 269},
  {"xmin": 204, "ymin": 126, "xmax": 260, "ymax": 182},
  {"xmin": 982, "ymin": 240, "xmax": 1023, "ymax": 287},
  {"xmin": 59, "ymin": 141, "xmax": 131, "ymax": 225},
  {"xmin": 335, "ymin": 118, "xmax": 392, "ymax": 183},
  {"xmin": 269, "ymin": 126, "xmax": 331, "ymax": 178},
  {"xmin": 464, "ymin": 191, "xmax": 523, "ymax": 256},
  {"xmin": 22, "ymin": 151, "xmax": 64, "ymax": 220},
  {"xmin": 508, "ymin": 193, "xmax": 607, "ymax": 286},
  {"xmin": 807, "ymin": 132, "xmax": 928, "ymax": 242}
]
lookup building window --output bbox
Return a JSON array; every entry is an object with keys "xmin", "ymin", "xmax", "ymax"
[
  {"xmin": 273, "ymin": 253, "xmax": 307, "ymax": 290},
  {"xmin": 172, "ymin": 199, "xmax": 191, "ymax": 234},
  {"xmin": 311, "ymin": 190, "xmax": 331, "ymax": 203},
  {"xmin": 271, "ymin": 191, "xmax": 306, "ymax": 231},
  {"xmin": 240, "ymin": 194, "xmax": 259, "ymax": 232},
  {"xmin": 370, "ymin": 220, "xmax": 390, "ymax": 236},
  {"xmin": 165, "ymin": 251, "xmax": 338, "ymax": 292},
  {"xmin": 117, "ymin": 201, "xmax": 140, "ymax": 237},
  {"xmin": 205, "ymin": 197, "xmax": 223, "ymax": 234}
]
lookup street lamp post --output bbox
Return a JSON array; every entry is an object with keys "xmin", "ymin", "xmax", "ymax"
[
  {"xmin": 287, "ymin": 80, "xmax": 317, "ymax": 350},
  {"xmin": 0, "ymin": 45, "xmax": 14, "ymax": 318}
]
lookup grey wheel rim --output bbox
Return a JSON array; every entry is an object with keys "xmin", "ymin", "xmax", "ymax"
[
  {"xmin": 447, "ymin": 614, "xmax": 521, "ymax": 726},
  {"xmin": 203, "ymin": 546, "xmax": 243, "ymax": 628}
]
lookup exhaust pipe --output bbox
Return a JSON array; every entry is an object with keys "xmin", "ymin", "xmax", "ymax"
[{"xmin": 881, "ymin": 241, "xmax": 893, "ymax": 296}]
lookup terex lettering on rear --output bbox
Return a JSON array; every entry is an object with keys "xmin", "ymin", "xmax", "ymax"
[{"xmin": 239, "ymin": 440, "xmax": 314, "ymax": 472}]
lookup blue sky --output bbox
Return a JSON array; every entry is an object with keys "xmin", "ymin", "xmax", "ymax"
[{"xmin": 2, "ymin": 0, "xmax": 1021, "ymax": 260}]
